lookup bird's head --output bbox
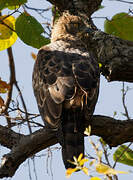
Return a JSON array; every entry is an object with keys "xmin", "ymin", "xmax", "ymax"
[{"xmin": 51, "ymin": 13, "xmax": 86, "ymax": 42}]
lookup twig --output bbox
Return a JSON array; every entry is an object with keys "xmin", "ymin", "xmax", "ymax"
[
  {"xmin": 0, "ymin": 10, "xmax": 19, "ymax": 32},
  {"xmin": 109, "ymin": 0, "xmax": 133, "ymax": 4},
  {"xmin": 0, "ymin": 11, "xmax": 16, "ymax": 127},
  {"xmin": 100, "ymin": 141, "xmax": 111, "ymax": 167},
  {"xmin": 122, "ymin": 82, "xmax": 130, "ymax": 120},
  {"xmin": 106, "ymin": 175, "xmax": 113, "ymax": 180},
  {"xmin": 6, "ymin": 48, "xmax": 16, "ymax": 107},
  {"xmin": 4, "ymin": 47, "xmax": 16, "ymax": 127},
  {"xmin": 14, "ymin": 82, "xmax": 32, "ymax": 133},
  {"xmin": 0, "ymin": 9, "xmax": 19, "ymax": 20},
  {"xmin": 4, "ymin": 47, "xmax": 32, "ymax": 131},
  {"xmin": 8, "ymin": 107, "xmax": 40, "ymax": 117},
  {"xmin": 129, "ymin": 9, "xmax": 133, "ymax": 14},
  {"xmin": 24, "ymin": 4, "xmax": 51, "ymax": 13},
  {"xmin": 27, "ymin": 159, "xmax": 32, "ymax": 180},
  {"xmin": 113, "ymin": 175, "xmax": 119, "ymax": 180},
  {"xmin": 0, "ymin": 23, "xmax": 32, "ymax": 131},
  {"xmin": 32, "ymin": 158, "xmax": 38, "ymax": 180},
  {"xmin": 92, "ymin": 16, "xmax": 108, "ymax": 19},
  {"xmin": 0, "ymin": 20, "xmax": 16, "ymax": 32}
]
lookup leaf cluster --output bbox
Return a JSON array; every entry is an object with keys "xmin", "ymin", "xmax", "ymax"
[
  {"xmin": 66, "ymin": 128, "xmax": 130, "ymax": 180},
  {"xmin": 0, "ymin": 0, "xmax": 50, "ymax": 51}
]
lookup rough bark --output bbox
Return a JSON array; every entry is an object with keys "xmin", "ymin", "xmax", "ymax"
[
  {"xmin": 47, "ymin": 0, "xmax": 102, "ymax": 15},
  {"xmin": 0, "ymin": 128, "xmax": 57, "ymax": 178},
  {"xmin": 0, "ymin": 115, "xmax": 133, "ymax": 178},
  {"xmin": 88, "ymin": 30, "xmax": 133, "ymax": 82},
  {"xmin": 0, "ymin": 125, "xmax": 23, "ymax": 149}
]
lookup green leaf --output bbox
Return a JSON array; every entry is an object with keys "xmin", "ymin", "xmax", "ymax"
[
  {"xmin": 113, "ymin": 111, "xmax": 117, "ymax": 118},
  {"xmin": 98, "ymin": 5, "xmax": 105, "ymax": 10},
  {"xmin": 104, "ymin": 12, "xmax": 133, "ymax": 41},
  {"xmin": 15, "ymin": 12, "xmax": 50, "ymax": 49},
  {"xmin": 8, "ymin": 5, "xmax": 19, "ymax": 10},
  {"xmin": 52, "ymin": 5, "xmax": 60, "ymax": 24},
  {"xmin": 113, "ymin": 145, "xmax": 133, "ymax": 166},
  {"xmin": 96, "ymin": 162, "xmax": 128, "ymax": 175},
  {"xmin": 99, "ymin": 138, "xmax": 107, "ymax": 146},
  {"xmin": 0, "ymin": 0, "xmax": 27, "ymax": 10}
]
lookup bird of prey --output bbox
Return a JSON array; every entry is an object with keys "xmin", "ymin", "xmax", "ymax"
[{"xmin": 32, "ymin": 12, "xmax": 100, "ymax": 169}]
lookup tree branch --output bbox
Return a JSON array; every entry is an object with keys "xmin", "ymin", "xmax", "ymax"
[
  {"xmin": 0, "ymin": 125, "xmax": 24, "ymax": 149},
  {"xmin": 0, "ymin": 127, "xmax": 57, "ymax": 178},
  {"xmin": 46, "ymin": 0, "xmax": 102, "ymax": 15},
  {"xmin": 0, "ymin": 115, "xmax": 133, "ymax": 178},
  {"xmin": 90, "ymin": 115, "xmax": 133, "ymax": 147},
  {"xmin": 88, "ymin": 30, "xmax": 133, "ymax": 82}
]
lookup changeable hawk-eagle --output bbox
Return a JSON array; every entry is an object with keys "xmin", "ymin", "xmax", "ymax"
[{"xmin": 32, "ymin": 12, "xmax": 100, "ymax": 169}]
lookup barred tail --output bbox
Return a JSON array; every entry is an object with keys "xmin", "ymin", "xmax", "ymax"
[{"xmin": 61, "ymin": 109, "xmax": 85, "ymax": 169}]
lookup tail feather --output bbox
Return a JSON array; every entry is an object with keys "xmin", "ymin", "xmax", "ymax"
[{"xmin": 60, "ymin": 109, "xmax": 85, "ymax": 169}]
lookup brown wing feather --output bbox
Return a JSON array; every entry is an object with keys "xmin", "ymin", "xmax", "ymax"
[
  {"xmin": 72, "ymin": 51, "xmax": 100, "ymax": 113},
  {"xmin": 32, "ymin": 46, "xmax": 77, "ymax": 128},
  {"xmin": 32, "ymin": 41, "xmax": 100, "ymax": 168}
]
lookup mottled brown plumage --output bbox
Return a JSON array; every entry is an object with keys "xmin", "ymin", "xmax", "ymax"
[{"xmin": 32, "ymin": 13, "xmax": 100, "ymax": 169}]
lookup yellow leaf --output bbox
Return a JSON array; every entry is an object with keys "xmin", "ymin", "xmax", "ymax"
[
  {"xmin": 31, "ymin": 52, "xmax": 37, "ymax": 60},
  {"xmin": 99, "ymin": 63, "xmax": 102, "ymax": 68},
  {"xmin": 90, "ymin": 177, "xmax": 102, "ymax": 180},
  {"xmin": 0, "ymin": 79, "xmax": 10, "ymax": 93},
  {"xmin": 8, "ymin": 5, "xmax": 19, "ymax": 10},
  {"xmin": 73, "ymin": 156, "xmax": 77, "ymax": 163},
  {"xmin": 66, "ymin": 153, "xmax": 89, "ymax": 177},
  {"xmin": 79, "ymin": 158, "xmax": 88, "ymax": 166},
  {"xmin": 82, "ymin": 167, "xmax": 89, "ymax": 175},
  {"xmin": 96, "ymin": 163, "xmax": 128, "ymax": 175},
  {"xmin": 84, "ymin": 125, "xmax": 91, "ymax": 136},
  {"xmin": 0, "ymin": 15, "xmax": 17, "ymax": 51},
  {"xmin": 77, "ymin": 153, "xmax": 88, "ymax": 166},
  {"xmin": 125, "ymin": 151, "xmax": 133, "ymax": 160},
  {"xmin": 78, "ymin": 153, "xmax": 83, "ymax": 162},
  {"xmin": 66, "ymin": 168, "xmax": 77, "ymax": 178},
  {"xmin": 89, "ymin": 159, "xmax": 96, "ymax": 166},
  {"xmin": 0, "ymin": 96, "xmax": 4, "ymax": 108}
]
